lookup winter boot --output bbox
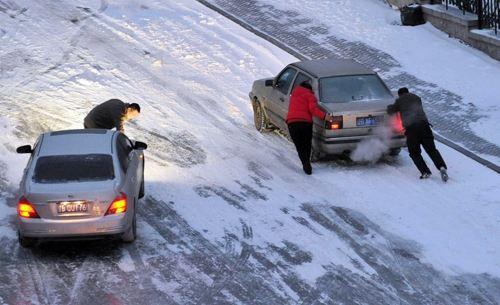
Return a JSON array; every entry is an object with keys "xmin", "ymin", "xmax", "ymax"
[
  {"xmin": 440, "ymin": 167, "xmax": 448, "ymax": 182},
  {"xmin": 419, "ymin": 172, "xmax": 431, "ymax": 179},
  {"xmin": 303, "ymin": 163, "xmax": 312, "ymax": 175}
]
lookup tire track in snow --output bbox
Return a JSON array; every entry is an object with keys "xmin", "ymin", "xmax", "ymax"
[
  {"xmin": 18, "ymin": 247, "xmax": 52, "ymax": 305},
  {"xmin": 300, "ymin": 204, "xmax": 500, "ymax": 305},
  {"xmin": 123, "ymin": 243, "xmax": 180, "ymax": 305},
  {"xmin": 129, "ymin": 123, "xmax": 207, "ymax": 168},
  {"xmin": 196, "ymin": 220, "xmax": 254, "ymax": 305},
  {"xmin": 138, "ymin": 196, "xmax": 294, "ymax": 304},
  {"xmin": 0, "ymin": 236, "xmax": 45, "ymax": 305}
]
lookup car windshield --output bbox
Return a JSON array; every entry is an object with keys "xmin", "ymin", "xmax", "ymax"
[
  {"xmin": 33, "ymin": 154, "xmax": 114, "ymax": 183},
  {"xmin": 320, "ymin": 75, "xmax": 393, "ymax": 103}
]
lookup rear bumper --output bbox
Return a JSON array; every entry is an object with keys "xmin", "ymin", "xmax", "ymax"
[
  {"xmin": 316, "ymin": 134, "xmax": 406, "ymax": 155},
  {"xmin": 18, "ymin": 213, "xmax": 130, "ymax": 238}
]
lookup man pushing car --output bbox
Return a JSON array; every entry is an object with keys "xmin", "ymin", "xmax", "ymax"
[
  {"xmin": 387, "ymin": 88, "xmax": 448, "ymax": 181},
  {"xmin": 84, "ymin": 99, "xmax": 141, "ymax": 133}
]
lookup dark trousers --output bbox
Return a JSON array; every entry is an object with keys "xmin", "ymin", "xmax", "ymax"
[
  {"xmin": 406, "ymin": 122, "xmax": 447, "ymax": 174},
  {"xmin": 288, "ymin": 122, "xmax": 313, "ymax": 167}
]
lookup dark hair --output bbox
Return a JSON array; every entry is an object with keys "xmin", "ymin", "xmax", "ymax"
[
  {"xmin": 300, "ymin": 81, "xmax": 312, "ymax": 90},
  {"xmin": 128, "ymin": 103, "xmax": 141, "ymax": 113},
  {"xmin": 397, "ymin": 87, "xmax": 409, "ymax": 96}
]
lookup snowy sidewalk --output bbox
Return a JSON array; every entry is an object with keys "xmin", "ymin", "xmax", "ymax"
[{"xmin": 198, "ymin": 0, "xmax": 500, "ymax": 167}]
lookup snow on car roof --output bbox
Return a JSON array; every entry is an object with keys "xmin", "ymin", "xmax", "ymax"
[
  {"xmin": 38, "ymin": 129, "xmax": 115, "ymax": 156},
  {"xmin": 291, "ymin": 58, "xmax": 375, "ymax": 78}
]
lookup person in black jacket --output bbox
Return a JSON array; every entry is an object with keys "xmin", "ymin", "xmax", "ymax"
[
  {"xmin": 387, "ymin": 88, "xmax": 448, "ymax": 181},
  {"xmin": 84, "ymin": 99, "xmax": 140, "ymax": 133}
]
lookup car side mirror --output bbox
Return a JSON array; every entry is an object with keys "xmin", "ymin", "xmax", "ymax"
[
  {"xmin": 134, "ymin": 141, "xmax": 148, "ymax": 150},
  {"xmin": 16, "ymin": 145, "xmax": 33, "ymax": 154},
  {"xmin": 265, "ymin": 79, "xmax": 274, "ymax": 87}
]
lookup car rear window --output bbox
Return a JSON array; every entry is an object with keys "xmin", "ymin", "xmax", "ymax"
[
  {"xmin": 320, "ymin": 75, "xmax": 393, "ymax": 103},
  {"xmin": 33, "ymin": 154, "xmax": 114, "ymax": 183}
]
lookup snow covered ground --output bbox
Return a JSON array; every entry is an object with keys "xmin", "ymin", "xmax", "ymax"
[
  {"xmin": 0, "ymin": 0, "xmax": 499, "ymax": 304},
  {"xmin": 269, "ymin": 0, "xmax": 500, "ymax": 150}
]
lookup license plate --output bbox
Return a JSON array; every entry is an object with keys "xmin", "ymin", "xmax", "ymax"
[
  {"xmin": 356, "ymin": 116, "xmax": 382, "ymax": 127},
  {"xmin": 57, "ymin": 201, "xmax": 89, "ymax": 214}
]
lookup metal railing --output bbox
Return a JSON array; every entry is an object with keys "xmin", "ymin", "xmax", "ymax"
[{"xmin": 440, "ymin": 0, "xmax": 499, "ymax": 34}]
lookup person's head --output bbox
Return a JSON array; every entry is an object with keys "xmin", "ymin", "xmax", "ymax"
[
  {"xmin": 125, "ymin": 103, "xmax": 141, "ymax": 120},
  {"xmin": 300, "ymin": 81, "xmax": 313, "ymax": 91},
  {"xmin": 397, "ymin": 87, "xmax": 409, "ymax": 97}
]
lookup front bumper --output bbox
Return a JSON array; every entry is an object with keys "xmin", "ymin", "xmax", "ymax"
[
  {"xmin": 316, "ymin": 134, "xmax": 406, "ymax": 155},
  {"xmin": 18, "ymin": 213, "xmax": 130, "ymax": 238}
]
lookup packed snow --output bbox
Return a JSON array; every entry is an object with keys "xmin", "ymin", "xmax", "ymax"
[{"xmin": 0, "ymin": 0, "xmax": 499, "ymax": 304}]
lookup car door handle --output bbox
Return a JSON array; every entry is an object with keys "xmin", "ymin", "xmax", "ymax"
[{"xmin": 279, "ymin": 97, "xmax": 285, "ymax": 102}]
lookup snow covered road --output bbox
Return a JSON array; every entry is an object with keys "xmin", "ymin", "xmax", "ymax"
[{"xmin": 0, "ymin": 0, "xmax": 499, "ymax": 304}]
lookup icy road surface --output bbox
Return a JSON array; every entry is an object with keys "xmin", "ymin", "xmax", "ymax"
[{"xmin": 0, "ymin": 0, "xmax": 499, "ymax": 304}]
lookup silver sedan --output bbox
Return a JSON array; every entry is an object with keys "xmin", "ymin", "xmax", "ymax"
[
  {"xmin": 16, "ymin": 129, "xmax": 147, "ymax": 247},
  {"xmin": 249, "ymin": 59, "xmax": 406, "ymax": 159}
]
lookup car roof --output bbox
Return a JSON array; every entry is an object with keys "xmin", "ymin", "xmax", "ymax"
[
  {"xmin": 37, "ymin": 129, "xmax": 116, "ymax": 157},
  {"xmin": 290, "ymin": 58, "xmax": 375, "ymax": 78}
]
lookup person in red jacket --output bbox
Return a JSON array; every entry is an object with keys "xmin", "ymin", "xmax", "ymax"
[{"xmin": 287, "ymin": 81, "xmax": 333, "ymax": 175}]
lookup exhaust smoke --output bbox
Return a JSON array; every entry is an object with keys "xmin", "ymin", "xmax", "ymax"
[{"xmin": 350, "ymin": 125, "xmax": 394, "ymax": 163}]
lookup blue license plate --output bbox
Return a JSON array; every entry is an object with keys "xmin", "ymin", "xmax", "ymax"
[{"xmin": 356, "ymin": 116, "xmax": 382, "ymax": 127}]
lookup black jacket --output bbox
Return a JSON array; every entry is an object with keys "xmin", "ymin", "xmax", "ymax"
[
  {"xmin": 387, "ymin": 93, "xmax": 428, "ymax": 128},
  {"xmin": 84, "ymin": 99, "xmax": 127, "ymax": 131}
]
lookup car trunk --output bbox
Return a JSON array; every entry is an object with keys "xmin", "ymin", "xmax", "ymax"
[
  {"xmin": 25, "ymin": 180, "xmax": 119, "ymax": 220},
  {"xmin": 320, "ymin": 99, "xmax": 394, "ymax": 137}
]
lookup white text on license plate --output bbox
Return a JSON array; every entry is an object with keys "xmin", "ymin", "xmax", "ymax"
[{"xmin": 57, "ymin": 201, "xmax": 89, "ymax": 214}]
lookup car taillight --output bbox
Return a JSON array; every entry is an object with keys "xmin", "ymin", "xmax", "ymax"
[
  {"xmin": 18, "ymin": 197, "xmax": 40, "ymax": 218},
  {"xmin": 390, "ymin": 112, "xmax": 405, "ymax": 134},
  {"xmin": 325, "ymin": 116, "xmax": 343, "ymax": 130},
  {"xmin": 105, "ymin": 193, "xmax": 127, "ymax": 215}
]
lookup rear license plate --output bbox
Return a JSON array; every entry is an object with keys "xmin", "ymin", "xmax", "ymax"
[
  {"xmin": 356, "ymin": 116, "xmax": 383, "ymax": 127},
  {"xmin": 57, "ymin": 201, "xmax": 89, "ymax": 214}
]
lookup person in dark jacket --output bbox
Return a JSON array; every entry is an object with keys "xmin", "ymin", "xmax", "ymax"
[
  {"xmin": 287, "ymin": 81, "xmax": 333, "ymax": 175},
  {"xmin": 84, "ymin": 99, "xmax": 140, "ymax": 133},
  {"xmin": 387, "ymin": 88, "xmax": 448, "ymax": 181}
]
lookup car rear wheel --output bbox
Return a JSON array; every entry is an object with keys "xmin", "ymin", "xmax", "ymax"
[
  {"xmin": 311, "ymin": 147, "xmax": 323, "ymax": 163},
  {"xmin": 138, "ymin": 159, "xmax": 145, "ymax": 199},
  {"xmin": 253, "ymin": 99, "xmax": 269, "ymax": 132},
  {"xmin": 139, "ymin": 179, "xmax": 145, "ymax": 199},
  {"xmin": 122, "ymin": 209, "xmax": 137, "ymax": 243},
  {"xmin": 18, "ymin": 232, "xmax": 36, "ymax": 248}
]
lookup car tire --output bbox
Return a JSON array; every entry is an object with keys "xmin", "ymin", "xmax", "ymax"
[
  {"xmin": 252, "ymin": 99, "xmax": 269, "ymax": 132},
  {"xmin": 311, "ymin": 147, "xmax": 323, "ymax": 163},
  {"xmin": 138, "ymin": 159, "xmax": 145, "ymax": 199},
  {"xmin": 389, "ymin": 148, "xmax": 401, "ymax": 156},
  {"xmin": 122, "ymin": 208, "xmax": 137, "ymax": 243},
  {"xmin": 18, "ymin": 232, "xmax": 36, "ymax": 248}
]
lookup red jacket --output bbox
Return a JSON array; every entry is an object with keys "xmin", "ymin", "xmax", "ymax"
[{"xmin": 286, "ymin": 86, "xmax": 326, "ymax": 124}]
